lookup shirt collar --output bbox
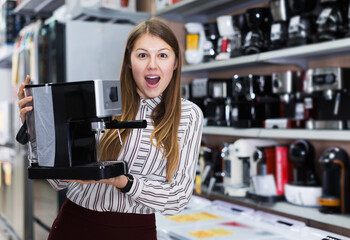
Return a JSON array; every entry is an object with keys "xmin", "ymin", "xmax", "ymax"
[{"xmin": 140, "ymin": 95, "xmax": 162, "ymax": 110}]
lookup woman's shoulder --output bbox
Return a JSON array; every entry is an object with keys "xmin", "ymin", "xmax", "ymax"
[{"xmin": 180, "ymin": 98, "xmax": 203, "ymax": 119}]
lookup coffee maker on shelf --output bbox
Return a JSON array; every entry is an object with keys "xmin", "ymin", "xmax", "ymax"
[
  {"xmin": 287, "ymin": 0, "xmax": 318, "ymax": 46},
  {"xmin": 243, "ymin": 7, "xmax": 272, "ymax": 54},
  {"xmin": 204, "ymin": 78, "xmax": 231, "ymax": 126},
  {"xmin": 231, "ymin": 74, "xmax": 279, "ymax": 128},
  {"xmin": 284, "ymin": 139, "xmax": 322, "ymax": 207},
  {"xmin": 216, "ymin": 15, "xmax": 235, "ymax": 61},
  {"xmin": 305, "ymin": 67, "xmax": 350, "ymax": 130},
  {"xmin": 188, "ymin": 78, "xmax": 207, "ymax": 117},
  {"xmin": 316, "ymin": 0, "xmax": 348, "ymax": 42},
  {"xmin": 230, "ymin": 13, "xmax": 248, "ymax": 57},
  {"xmin": 223, "ymin": 139, "xmax": 278, "ymax": 197},
  {"xmin": 318, "ymin": 147, "xmax": 350, "ymax": 214},
  {"xmin": 16, "ymin": 80, "xmax": 147, "ymax": 180},
  {"xmin": 269, "ymin": 0, "xmax": 290, "ymax": 50},
  {"xmin": 203, "ymin": 22, "xmax": 219, "ymax": 62},
  {"xmin": 265, "ymin": 70, "xmax": 306, "ymax": 129},
  {"xmin": 184, "ymin": 22, "xmax": 206, "ymax": 64}
]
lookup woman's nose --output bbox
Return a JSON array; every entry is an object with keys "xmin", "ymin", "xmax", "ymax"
[{"xmin": 147, "ymin": 56, "xmax": 158, "ymax": 69}]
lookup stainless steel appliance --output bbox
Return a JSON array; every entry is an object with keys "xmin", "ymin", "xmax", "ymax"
[
  {"xmin": 269, "ymin": 0, "xmax": 290, "ymax": 49},
  {"xmin": 305, "ymin": 67, "xmax": 350, "ymax": 129},
  {"xmin": 16, "ymin": 80, "xmax": 146, "ymax": 180}
]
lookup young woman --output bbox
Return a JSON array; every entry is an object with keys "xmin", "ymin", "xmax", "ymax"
[{"xmin": 17, "ymin": 18, "xmax": 203, "ymax": 239}]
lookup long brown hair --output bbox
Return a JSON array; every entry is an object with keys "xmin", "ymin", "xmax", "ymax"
[{"xmin": 98, "ymin": 18, "xmax": 182, "ymax": 182}]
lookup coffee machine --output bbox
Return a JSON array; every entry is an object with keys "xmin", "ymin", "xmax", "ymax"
[
  {"xmin": 184, "ymin": 22, "xmax": 206, "ymax": 64},
  {"xmin": 230, "ymin": 13, "xmax": 248, "ymax": 57},
  {"xmin": 316, "ymin": 0, "xmax": 348, "ymax": 42},
  {"xmin": 305, "ymin": 67, "xmax": 350, "ymax": 129},
  {"xmin": 225, "ymin": 139, "xmax": 278, "ymax": 198},
  {"xmin": 222, "ymin": 142, "xmax": 248, "ymax": 197},
  {"xmin": 204, "ymin": 78, "xmax": 231, "ymax": 126},
  {"xmin": 216, "ymin": 15, "xmax": 235, "ymax": 60},
  {"xmin": 203, "ymin": 22, "xmax": 219, "ymax": 62},
  {"xmin": 231, "ymin": 74, "xmax": 279, "ymax": 128},
  {"xmin": 269, "ymin": 0, "xmax": 290, "ymax": 50},
  {"xmin": 287, "ymin": 0, "xmax": 318, "ymax": 46},
  {"xmin": 188, "ymin": 78, "xmax": 207, "ymax": 119},
  {"xmin": 265, "ymin": 71, "xmax": 306, "ymax": 129},
  {"xmin": 243, "ymin": 7, "xmax": 272, "ymax": 54},
  {"xmin": 318, "ymin": 147, "xmax": 350, "ymax": 214},
  {"xmin": 16, "ymin": 80, "xmax": 147, "ymax": 180},
  {"xmin": 284, "ymin": 139, "xmax": 322, "ymax": 207}
]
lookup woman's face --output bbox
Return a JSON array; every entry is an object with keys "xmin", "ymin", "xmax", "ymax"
[{"xmin": 130, "ymin": 33, "xmax": 177, "ymax": 99}]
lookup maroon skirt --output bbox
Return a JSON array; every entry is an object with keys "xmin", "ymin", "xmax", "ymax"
[{"xmin": 48, "ymin": 199, "xmax": 157, "ymax": 240}]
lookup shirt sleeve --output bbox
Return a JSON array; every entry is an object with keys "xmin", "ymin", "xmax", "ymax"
[
  {"xmin": 47, "ymin": 179, "xmax": 70, "ymax": 191},
  {"xmin": 126, "ymin": 103, "xmax": 203, "ymax": 215}
]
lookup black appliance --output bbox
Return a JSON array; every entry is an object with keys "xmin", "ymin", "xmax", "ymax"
[
  {"xmin": 231, "ymin": 13, "xmax": 248, "ymax": 57},
  {"xmin": 305, "ymin": 67, "xmax": 350, "ymax": 129},
  {"xmin": 316, "ymin": 0, "xmax": 348, "ymax": 42},
  {"xmin": 203, "ymin": 22, "xmax": 219, "ymax": 62},
  {"xmin": 204, "ymin": 79, "xmax": 231, "ymax": 126},
  {"xmin": 231, "ymin": 74, "xmax": 279, "ymax": 128},
  {"xmin": 318, "ymin": 147, "xmax": 350, "ymax": 214},
  {"xmin": 243, "ymin": 8, "xmax": 272, "ymax": 54},
  {"xmin": 287, "ymin": 0, "xmax": 318, "ymax": 46},
  {"xmin": 16, "ymin": 80, "xmax": 147, "ymax": 180},
  {"xmin": 269, "ymin": 0, "xmax": 290, "ymax": 49},
  {"xmin": 289, "ymin": 139, "xmax": 318, "ymax": 186},
  {"xmin": 189, "ymin": 78, "xmax": 208, "ymax": 117}
]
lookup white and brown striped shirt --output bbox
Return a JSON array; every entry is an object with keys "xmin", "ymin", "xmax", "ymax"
[{"xmin": 48, "ymin": 96, "xmax": 203, "ymax": 215}]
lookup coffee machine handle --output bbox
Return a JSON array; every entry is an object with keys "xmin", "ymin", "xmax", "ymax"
[
  {"xmin": 16, "ymin": 121, "xmax": 29, "ymax": 145},
  {"xmin": 105, "ymin": 120, "xmax": 147, "ymax": 129}
]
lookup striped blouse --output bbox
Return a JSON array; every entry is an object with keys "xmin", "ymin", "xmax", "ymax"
[{"xmin": 48, "ymin": 96, "xmax": 203, "ymax": 215}]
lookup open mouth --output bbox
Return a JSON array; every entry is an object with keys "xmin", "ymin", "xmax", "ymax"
[{"xmin": 145, "ymin": 76, "xmax": 160, "ymax": 87}]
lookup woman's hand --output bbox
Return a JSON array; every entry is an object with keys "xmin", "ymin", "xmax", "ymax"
[
  {"xmin": 65, "ymin": 175, "xmax": 128, "ymax": 189},
  {"xmin": 17, "ymin": 75, "xmax": 33, "ymax": 124}
]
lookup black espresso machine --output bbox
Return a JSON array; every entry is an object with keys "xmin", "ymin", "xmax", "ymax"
[{"xmin": 16, "ymin": 80, "xmax": 147, "ymax": 180}]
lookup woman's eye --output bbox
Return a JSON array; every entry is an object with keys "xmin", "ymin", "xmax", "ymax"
[
  {"xmin": 138, "ymin": 53, "xmax": 147, "ymax": 58},
  {"xmin": 159, "ymin": 53, "xmax": 167, "ymax": 58}
]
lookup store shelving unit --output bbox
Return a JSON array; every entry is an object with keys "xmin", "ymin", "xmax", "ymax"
[
  {"xmin": 14, "ymin": 0, "xmax": 65, "ymax": 16},
  {"xmin": 181, "ymin": 38, "xmax": 350, "ymax": 75},
  {"xmin": 202, "ymin": 126, "xmax": 350, "ymax": 141},
  {"xmin": 156, "ymin": 0, "xmax": 350, "ymax": 236},
  {"xmin": 72, "ymin": 7, "xmax": 150, "ymax": 24}
]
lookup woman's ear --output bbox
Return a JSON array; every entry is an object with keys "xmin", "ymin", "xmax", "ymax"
[{"xmin": 173, "ymin": 60, "xmax": 178, "ymax": 70}]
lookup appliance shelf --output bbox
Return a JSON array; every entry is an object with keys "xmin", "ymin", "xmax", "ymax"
[
  {"xmin": 182, "ymin": 37, "xmax": 350, "ymax": 75},
  {"xmin": 155, "ymin": 0, "xmax": 266, "ymax": 22},
  {"xmin": 73, "ymin": 7, "xmax": 150, "ymax": 24},
  {"xmin": 202, "ymin": 126, "xmax": 350, "ymax": 141},
  {"xmin": 14, "ymin": 0, "xmax": 65, "ymax": 16}
]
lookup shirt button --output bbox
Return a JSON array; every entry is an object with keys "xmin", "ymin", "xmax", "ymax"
[{"xmin": 142, "ymin": 100, "xmax": 146, "ymax": 103}]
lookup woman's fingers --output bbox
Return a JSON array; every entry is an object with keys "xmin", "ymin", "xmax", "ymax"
[{"xmin": 17, "ymin": 75, "xmax": 31, "ymax": 100}]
